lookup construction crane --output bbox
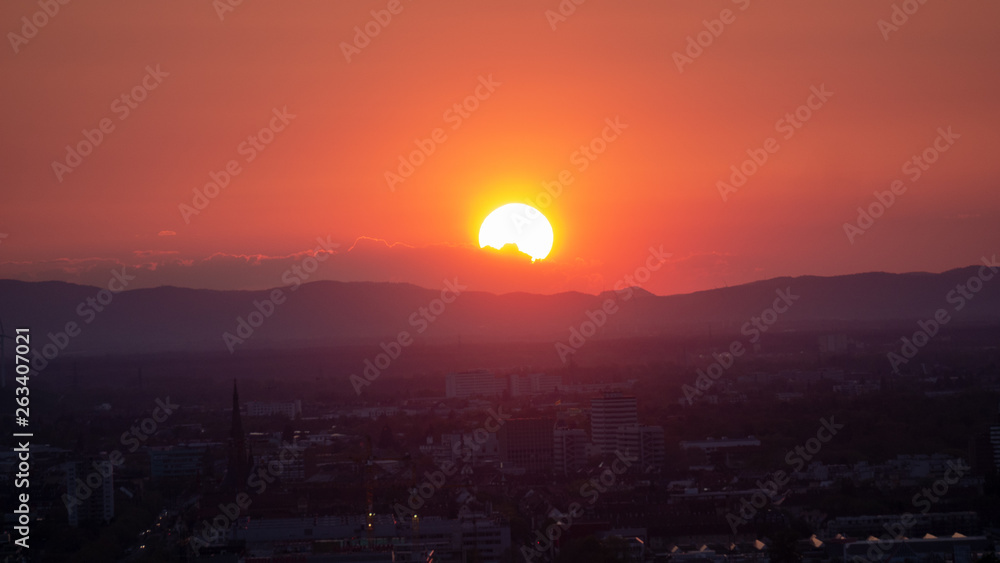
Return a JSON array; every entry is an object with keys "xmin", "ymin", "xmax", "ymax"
[
  {"xmin": 359, "ymin": 435, "xmax": 413, "ymax": 547},
  {"xmin": 407, "ymin": 464, "xmax": 478, "ymax": 562},
  {"xmin": 363, "ymin": 435, "xmax": 375, "ymax": 542}
]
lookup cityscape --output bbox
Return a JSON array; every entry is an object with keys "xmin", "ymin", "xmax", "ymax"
[
  {"xmin": 2, "ymin": 1, "xmax": 1000, "ymax": 562},
  {"xmin": 2, "ymin": 326, "xmax": 999, "ymax": 561}
]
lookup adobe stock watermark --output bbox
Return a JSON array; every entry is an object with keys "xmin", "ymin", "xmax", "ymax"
[
  {"xmin": 450, "ymin": 408, "xmax": 509, "ymax": 463},
  {"xmin": 51, "ymin": 64, "xmax": 169, "ymax": 183},
  {"xmin": 555, "ymin": 245, "xmax": 671, "ymax": 363},
  {"xmin": 340, "ymin": 0, "xmax": 413, "ymax": 62},
  {"xmin": 7, "ymin": 0, "xmax": 71, "ymax": 54},
  {"xmin": 681, "ymin": 287, "xmax": 799, "ymax": 403},
  {"xmin": 843, "ymin": 126, "xmax": 958, "ymax": 244},
  {"xmin": 850, "ymin": 459, "xmax": 970, "ymax": 563},
  {"xmin": 191, "ymin": 443, "xmax": 302, "ymax": 555},
  {"xmin": 516, "ymin": 117, "xmax": 628, "ymax": 229},
  {"xmin": 543, "ymin": 0, "xmax": 587, "ymax": 31},
  {"xmin": 672, "ymin": 0, "xmax": 751, "ymax": 73},
  {"xmin": 717, "ymin": 84, "xmax": 833, "ymax": 202},
  {"xmin": 877, "ymin": 0, "xmax": 930, "ymax": 41},
  {"xmin": 393, "ymin": 406, "xmax": 510, "ymax": 519},
  {"xmin": 887, "ymin": 255, "xmax": 997, "ymax": 372},
  {"xmin": 29, "ymin": 267, "xmax": 138, "ymax": 372},
  {"xmin": 222, "ymin": 236, "xmax": 340, "ymax": 353},
  {"xmin": 727, "ymin": 416, "xmax": 843, "ymax": 533},
  {"xmin": 350, "ymin": 278, "xmax": 467, "ymax": 394},
  {"xmin": 179, "ymin": 106, "xmax": 295, "ymax": 224},
  {"xmin": 385, "ymin": 74, "xmax": 500, "ymax": 192},
  {"xmin": 62, "ymin": 397, "xmax": 179, "ymax": 513},
  {"xmin": 521, "ymin": 450, "xmax": 637, "ymax": 561},
  {"xmin": 212, "ymin": 0, "xmax": 244, "ymax": 21}
]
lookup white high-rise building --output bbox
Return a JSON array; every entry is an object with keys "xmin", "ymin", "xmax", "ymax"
[{"xmin": 591, "ymin": 392, "xmax": 638, "ymax": 454}]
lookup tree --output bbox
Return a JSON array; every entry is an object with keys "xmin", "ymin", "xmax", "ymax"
[{"xmin": 767, "ymin": 529, "xmax": 803, "ymax": 563}]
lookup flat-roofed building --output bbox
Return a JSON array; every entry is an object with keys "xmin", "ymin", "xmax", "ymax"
[
  {"xmin": 509, "ymin": 373, "xmax": 563, "ymax": 396},
  {"xmin": 149, "ymin": 445, "xmax": 206, "ymax": 480},
  {"xmin": 591, "ymin": 393, "xmax": 638, "ymax": 454},
  {"xmin": 616, "ymin": 425, "xmax": 666, "ymax": 470},
  {"xmin": 498, "ymin": 418, "xmax": 554, "ymax": 472},
  {"xmin": 245, "ymin": 400, "xmax": 302, "ymax": 419},
  {"xmin": 446, "ymin": 369, "xmax": 507, "ymax": 398}
]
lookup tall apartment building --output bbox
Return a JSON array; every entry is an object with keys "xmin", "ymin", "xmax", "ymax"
[
  {"xmin": 64, "ymin": 459, "xmax": 114, "ymax": 527},
  {"xmin": 498, "ymin": 418, "xmax": 554, "ymax": 472},
  {"xmin": 591, "ymin": 392, "xmax": 638, "ymax": 454},
  {"xmin": 445, "ymin": 369, "xmax": 507, "ymax": 398}
]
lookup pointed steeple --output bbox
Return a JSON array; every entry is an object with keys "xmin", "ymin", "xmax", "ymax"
[
  {"xmin": 231, "ymin": 379, "xmax": 244, "ymax": 444},
  {"xmin": 225, "ymin": 379, "xmax": 249, "ymax": 492}
]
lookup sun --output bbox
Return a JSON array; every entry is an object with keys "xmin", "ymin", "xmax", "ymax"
[{"xmin": 478, "ymin": 203, "xmax": 554, "ymax": 261}]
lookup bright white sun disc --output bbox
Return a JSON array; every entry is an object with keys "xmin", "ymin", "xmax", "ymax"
[{"xmin": 478, "ymin": 203, "xmax": 553, "ymax": 261}]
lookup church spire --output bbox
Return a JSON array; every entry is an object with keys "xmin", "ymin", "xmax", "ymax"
[
  {"xmin": 225, "ymin": 379, "xmax": 249, "ymax": 492},
  {"xmin": 231, "ymin": 379, "xmax": 244, "ymax": 443}
]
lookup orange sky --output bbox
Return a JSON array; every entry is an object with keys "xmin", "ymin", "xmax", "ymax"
[{"xmin": 2, "ymin": 0, "xmax": 998, "ymax": 296}]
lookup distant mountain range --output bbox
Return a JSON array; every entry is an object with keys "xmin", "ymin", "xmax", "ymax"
[{"xmin": 2, "ymin": 264, "xmax": 999, "ymax": 356}]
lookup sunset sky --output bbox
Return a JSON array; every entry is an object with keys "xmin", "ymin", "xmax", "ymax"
[{"xmin": 2, "ymin": 0, "xmax": 998, "ymax": 296}]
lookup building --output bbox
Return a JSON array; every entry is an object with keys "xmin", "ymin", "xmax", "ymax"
[
  {"xmin": 245, "ymin": 399, "xmax": 302, "ymax": 419},
  {"xmin": 616, "ymin": 425, "xmax": 666, "ymax": 470},
  {"xmin": 446, "ymin": 369, "xmax": 507, "ymax": 398},
  {"xmin": 842, "ymin": 534, "xmax": 991, "ymax": 563},
  {"xmin": 553, "ymin": 427, "xmax": 589, "ymax": 474},
  {"xmin": 591, "ymin": 393, "xmax": 638, "ymax": 454},
  {"xmin": 833, "ymin": 380, "xmax": 882, "ymax": 395},
  {"xmin": 498, "ymin": 418, "xmax": 554, "ymax": 472},
  {"xmin": 452, "ymin": 512, "xmax": 512, "ymax": 563},
  {"xmin": 148, "ymin": 445, "xmax": 207, "ymax": 480},
  {"xmin": 679, "ymin": 436, "xmax": 761, "ymax": 469},
  {"xmin": 450, "ymin": 432, "xmax": 500, "ymax": 464},
  {"xmin": 990, "ymin": 401, "xmax": 1000, "ymax": 472},
  {"xmin": 509, "ymin": 373, "xmax": 563, "ymax": 396},
  {"xmin": 421, "ymin": 432, "xmax": 500, "ymax": 466},
  {"xmin": 334, "ymin": 405, "xmax": 399, "ymax": 419},
  {"xmin": 826, "ymin": 511, "xmax": 980, "ymax": 538},
  {"xmin": 63, "ymin": 459, "xmax": 114, "ymax": 527},
  {"xmin": 234, "ymin": 513, "xmax": 511, "ymax": 563}
]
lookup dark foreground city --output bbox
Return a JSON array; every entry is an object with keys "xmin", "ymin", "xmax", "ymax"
[{"xmin": 2, "ymin": 322, "xmax": 999, "ymax": 562}]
